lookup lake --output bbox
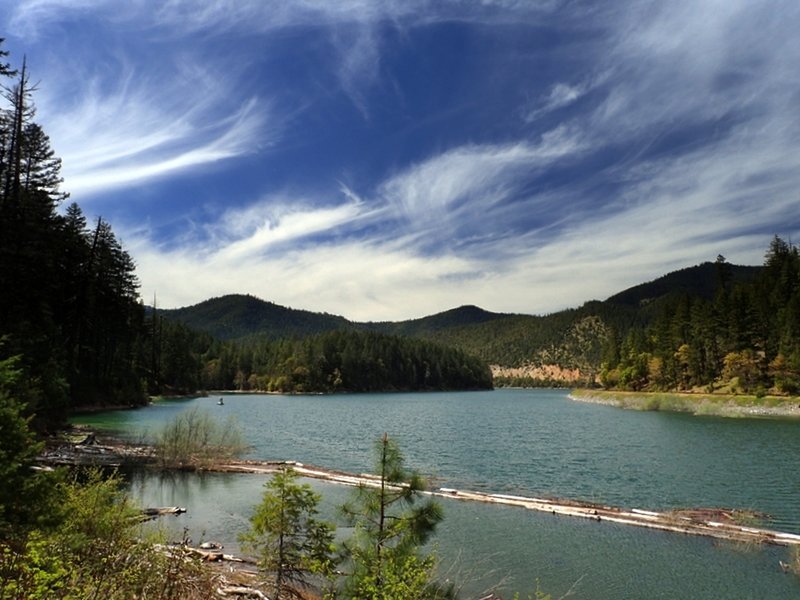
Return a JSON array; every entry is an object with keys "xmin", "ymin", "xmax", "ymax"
[{"xmin": 75, "ymin": 389, "xmax": 800, "ymax": 599}]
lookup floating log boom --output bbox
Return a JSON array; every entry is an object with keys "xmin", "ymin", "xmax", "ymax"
[{"xmin": 220, "ymin": 460, "xmax": 800, "ymax": 548}]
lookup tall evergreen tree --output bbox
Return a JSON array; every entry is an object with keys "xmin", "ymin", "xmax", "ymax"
[
  {"xmin": 0, "ymin": 46, "xmax": 147, "ymax": 425},
  {"xmin": 341, "ymin": 434, "xmax": 443, "ymax": 598},
  {"xmin": 1, "ymin": 56, "xmax": 35, "ymax": 210},
  {"xmin": 20, "ymin": 122, "xmax": 67, "ymax": 204},
  {"xmin": 0, "ymin": 39, "xmax": 14, "ymax": 79}
]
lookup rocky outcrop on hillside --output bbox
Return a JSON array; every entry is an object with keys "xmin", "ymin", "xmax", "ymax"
[{"xmin": 491, "ymin": 363, "xmax": 587, "ymax": 384}]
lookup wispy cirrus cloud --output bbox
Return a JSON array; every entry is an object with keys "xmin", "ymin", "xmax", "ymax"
[
  {"xmin": 590, "ymin": 0, "xmax": 800, "ymax": 142},
  {"xmin": 523, "ymin": 81, "xmax": 591, "ymax": 123},
  {"xmin": 5, "ymin": 0, "xmax": 800, "ymax": 321},
  {"xmin": 211, "ymin": 193, "xmax": 383, "ymax": 262},
  {"xmin": 380, "ymin": 127, "xmax": 585, "ymax": 238},
  {"xmin": 6, "ymin": 0, "xmax": 118, "ymax": 37},
  {"xmin": 34, "ymin": 55, "xmax": 271, "ymax": 200},
  {"xmin": 148, "ymin": 0, "xmax": 562, "ymax": 117}
]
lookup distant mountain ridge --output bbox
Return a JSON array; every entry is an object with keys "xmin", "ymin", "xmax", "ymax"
[
  {"xmin": 362, "ymin": 305, "xmax": 510, "ymax": 337},
  {"xmin": 160, "ymin": 261, "xmax": 764, "ymax": 376},
  {"xmin": 161, "ymin": 297, "xmax": 510, "ymax": 342},
  {"xmin": 160, "ymin": 293, "xmax": 352, "ymax": 341}
]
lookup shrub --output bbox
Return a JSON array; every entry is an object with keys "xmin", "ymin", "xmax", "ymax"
[
  {"xmin": 154, "ymin": 407, "xmax": 248, "ymax": 469},
  {"xmin": 1, "ymin": 469, "xmax": 220, "ymax": 599}
]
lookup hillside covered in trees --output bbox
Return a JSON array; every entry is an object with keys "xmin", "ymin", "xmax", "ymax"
[
  {"xmin": 423, "ymin": 246, "xmax": 798, "ymax": 394},
  {"xmin": 597, "ymin": 240, "xmax": 800, "ymax": 395},
  {"xmin": 162, "ymin": 241, "xmax": 798, "ymax": 396},
  {"xmin": 151, "ymin": 325, "xmax": 492, "ymax": 394}
]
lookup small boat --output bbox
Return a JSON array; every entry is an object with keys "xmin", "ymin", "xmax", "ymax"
[{"xmin": 217, "ymin": 398, "xmax": 224, "ymax": 405}]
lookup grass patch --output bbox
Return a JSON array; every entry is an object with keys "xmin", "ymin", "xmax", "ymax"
[{"xmin": 570, "ymin": 389, "xmax": 799, "ymax": 418}]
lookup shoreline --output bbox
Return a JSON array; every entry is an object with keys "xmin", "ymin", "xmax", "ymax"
[{"xmin": 569, "ymin": 389, "xmax": 800, "ymax": 419}]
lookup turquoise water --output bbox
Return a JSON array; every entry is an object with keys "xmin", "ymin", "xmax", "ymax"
[{"xmin": 77, "ymin": 389, "xmax": 800, "ymax": 598}]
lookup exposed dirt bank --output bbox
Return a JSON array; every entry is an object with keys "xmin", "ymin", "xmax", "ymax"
[{"xmin": 491, "ymin": 363, "xmax": 585, "ymax": 382}]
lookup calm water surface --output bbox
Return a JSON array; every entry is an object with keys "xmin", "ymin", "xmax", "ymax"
[{"xmin": 77, "ymin": 389, "xmax": 800, "ymax": 599}]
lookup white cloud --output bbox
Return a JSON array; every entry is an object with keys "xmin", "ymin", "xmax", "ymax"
[
  {"xmin": 149, "ymin": 1, "xmax": 562, "ymax": 116},
  {"xmin": 590, "ymin": 0, "xmax": 800, "ymax": 142},
  {"xmin": 129, "ymin": 228, "xmax": 481, "ymax": 321},
  {"xmin": 330, "ymin": 22, "xmax": 383, "ymax": 118},
  {"xmin": 213, "ymin": 198, "xmax": 371, "ymax": 262},
  {"xmin": 35, "ymin": 59, "xmax": 270, "ymax": 199},
  {"xmin": 523, "ymin": 82, "xmax": 588, "ymax": 123},
  {"xmin": 496, "ymin": 126, "xmax": 800, "ymax": 310},
  {"xmin": 380, "ymin": 129, "xmax": 585, "ymax": 232},
  {"xmin": 6, "ymin": 0, "xmax": 116, "ymax": 37}
]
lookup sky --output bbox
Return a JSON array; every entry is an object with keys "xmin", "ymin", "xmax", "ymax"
[{"xmin": 2, "ymin": 0, "xmax": 800, "ymax": 321}]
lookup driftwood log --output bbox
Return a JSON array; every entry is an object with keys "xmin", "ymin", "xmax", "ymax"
[
  {"xmin": 217, "ymin": 585, "xmax": 269, "ymax": 599},
  {"xmin": 141, "ymin": 506, "xmax": 187, "ymax": 517}
]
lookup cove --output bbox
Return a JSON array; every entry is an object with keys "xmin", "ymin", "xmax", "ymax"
[{"xmin": 75, "ymin": 389, "xmax": 800, "ymax": 598}]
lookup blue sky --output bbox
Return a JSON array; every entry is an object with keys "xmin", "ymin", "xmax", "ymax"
[{"xmin": 3, "ymin": 1, "xmax": 800, "ymax": 320}]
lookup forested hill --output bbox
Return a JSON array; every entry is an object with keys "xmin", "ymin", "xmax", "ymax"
[
  {"xmin": 605, "ymin": 262, "xmax": 761, "ymax": 307},
  {"xmin": 160, "ymin": 294, "xmax": 352, "ymax": 341},
  {"xmin": 363, "ymin": 305, "xmax": 509, "ymax": 337},
  {"xmin": 161, "ymin": 298, "xmax": 511, "ymax": 341},
  {"xmin": 159, "ymin": 242, "xmax": 800, "ymax": 395},
  {"xmin": 160, "ymin": 259, "xmax": 766, "ymax": 372}
]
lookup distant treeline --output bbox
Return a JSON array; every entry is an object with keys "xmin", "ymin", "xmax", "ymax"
[
  {"xmin": 152, "ymin": 325, "xmax": 492, "ymax": 394},
  {"xmin": 599, "ymin": 237, "xmax": 800, "ymax": 395}
]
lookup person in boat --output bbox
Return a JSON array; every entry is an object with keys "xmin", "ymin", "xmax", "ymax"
[{"xmin": 217, "ymin": 397, "xmax": 224, "ymax": 405}]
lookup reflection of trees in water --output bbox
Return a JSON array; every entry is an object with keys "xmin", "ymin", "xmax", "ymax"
[
  {"xmin": 124, "ymin": 469, "xmax": 264, "ymax": 550},
  {"xmin": 127, "ymin": 468, "xmax": 249, "ymax": 500}
]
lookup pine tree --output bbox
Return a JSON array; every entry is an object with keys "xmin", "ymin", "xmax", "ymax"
[
  {"xmin": 241, "ymin": 467, "xmax": 336, "ymax": 600},
  {"xmin": 341, "ymin": 434, "xmax": 444, "ymax": 599},
  {"xmin": 0, "ymin": 39, "xmax": 14, "ymax": 79},
  {"xmin": 1, "ymin": 56, "xmax": 36, "ymax": 210},
  {"xmin": 20, "ymin": 122, "xmax": 68, "ymax": 205},
  {"xmin": 0, "ymin": 352, "xmax": 58, "ymax": 537}
]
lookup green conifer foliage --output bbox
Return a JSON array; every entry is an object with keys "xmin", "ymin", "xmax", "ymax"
[
  {"xmin": 241, "ymin": 467, "xmax": 336, "ymax": 599},
  {"xmin": 341, "ymin": 434, "xmax": 445, "ymax": 599}
]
